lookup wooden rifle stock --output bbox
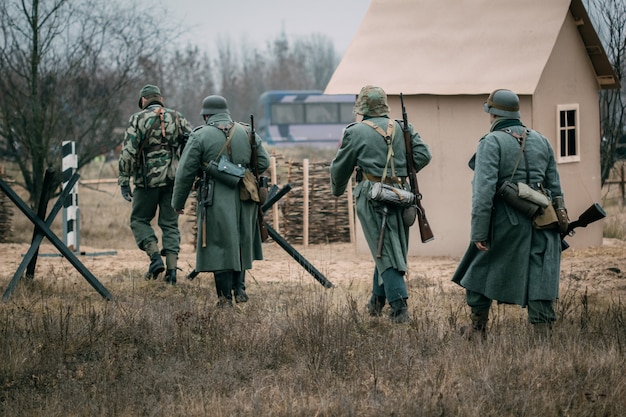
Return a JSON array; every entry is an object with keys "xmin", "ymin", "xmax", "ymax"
[
  {"xmin": 400, "ymin": 93, "xmax": 434, "ymax": 243},
  {"xmin": 561, "ymin": 203, "xmax": 606, "ymax": 250},
  {"xmin": 249, "ymin": 115, "xmax": 269, "ymax": 242}
]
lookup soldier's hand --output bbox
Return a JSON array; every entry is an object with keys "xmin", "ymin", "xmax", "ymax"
[
  {"xmin": 474, "ymin": 241, "xmax": 488, "ymax": 251},
  {"xmin": 121, "ymin": 185, "xmax": 133, "ymax": 202}
]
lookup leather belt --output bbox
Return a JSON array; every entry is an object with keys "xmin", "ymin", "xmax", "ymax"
[{"xmin": 362, "ymin": 173, "xmax": 405, "ymax": 185}]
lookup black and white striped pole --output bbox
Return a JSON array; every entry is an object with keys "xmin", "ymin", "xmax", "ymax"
[{"xmin": 62, "ymin": 141, "xmax": 80, "ymax": 252}]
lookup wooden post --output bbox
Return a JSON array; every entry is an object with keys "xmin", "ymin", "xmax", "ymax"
[
  {"xmin": 62, "ymin": 141, "xmax": 79, "ymax": 252},
  {"xmin": 303, "ymin": 158, "xmax": 309, "ymax": 246}
]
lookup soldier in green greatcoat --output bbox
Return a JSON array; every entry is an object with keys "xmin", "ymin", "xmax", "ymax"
[
  {"xmin": 172, "ymin": 95, "xmax": 270, "ymax": 306},
  {"xmin": 330, "ymin": 86, "xmax": 432, "ymax": 323},
  {"xmin": 452, "ymin": 89, "xmax": 567, "ymax": 339},
  {"xmin": 118, "ymin": 84, "xmax": 192, "ymax": 284}
]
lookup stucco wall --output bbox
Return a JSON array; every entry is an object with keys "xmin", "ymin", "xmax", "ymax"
[{"xmin": 532, "ymin": 13, "xmax": 604, "ymax": 249}]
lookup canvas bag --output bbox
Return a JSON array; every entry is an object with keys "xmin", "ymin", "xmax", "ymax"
[
  {"xmin": 532, "ymin": 186, "xmax": 559, "ymax": 229},
  {"xmin": 237, "ymin": 123, "xmax": 265, "ymax": 203},
  {"xmin": 240, "ymin": 170, "xmax": 261, "ymax": 202}
]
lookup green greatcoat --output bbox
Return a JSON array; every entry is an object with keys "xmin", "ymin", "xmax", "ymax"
[
  {"xmin": 452, "ymin": 120, "xmax": 563, "ymax": 306},
  {"xmin": 330, "ymin": 116, "xmax": 432, "ymax": 275},
  {"xmin": 171, "ymin": 113, "xmax": 270, "ymax": 273}
]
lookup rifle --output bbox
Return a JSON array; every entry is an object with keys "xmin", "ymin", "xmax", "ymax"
[
  {"xmin": 400, "ymin": 93, "xmax": 434, "ymax": 243},
  {"xmin": 198, "ymin": 169, "xmax": 214, "ymax": 248},
  {"xmin": 249, "ymin": 115, "xmax": 269, "ymax": 242},
  {"xmin": 178, "ymin": 132, "xmax": 190, "ymax": 157},
  {"xmin": 561, "ymin": 203, "xmax": 606, "ymax": 250}
]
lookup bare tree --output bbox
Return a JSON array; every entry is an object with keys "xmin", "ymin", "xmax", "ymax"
[
  {"xmin": 0, "ymin": 0, "xmax": 169, "ymax": 205},
  {"xmin": 293, "ymin": 34, "xmax": 339, "ymax": 89},
  {"xmin": 159, "ymin": 46, "xmax": 215, "ymax": 128},
  {"xmin": 210, "ymin": 32, "xmax": 340, "ymax": 122},
  {"xmin": 585, "ymin": 0, "xmax": 626, "ymax": 185}
]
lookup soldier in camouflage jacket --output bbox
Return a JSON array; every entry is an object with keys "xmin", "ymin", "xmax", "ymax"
[{"xmin": 118, "ymin": 84, "xmax": 192, "ymax": 284}]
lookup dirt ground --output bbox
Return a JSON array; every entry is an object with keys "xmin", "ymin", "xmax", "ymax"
[{"xmin": 2, "ymin": 236, "xmax": 626, "ymax": 304}]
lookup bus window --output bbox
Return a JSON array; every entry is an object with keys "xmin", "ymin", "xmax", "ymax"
[
  {"xmin": 305, "ymin": 103, "xmax": 337, "ymax": 124},
  {"xmin": 272, "ymin": 103, "xmax": 304, "ymax": 124},
  {"xmin": 339, "ymin": 103, "xmax": 355, "ymax": 123}
]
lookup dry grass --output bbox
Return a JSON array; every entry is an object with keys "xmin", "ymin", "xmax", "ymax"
[
  {"xmin": 1, "ymin": 156, "xmax": 626, "ymax": 416},
  {"xmin": 1, "ymin": 274, "xmax": 625, "ymax": 416}
]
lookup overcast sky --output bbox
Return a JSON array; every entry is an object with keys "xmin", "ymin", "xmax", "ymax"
[{"xmin": 167, "ymin": 0, "xmax": 371, "ymax": 55}]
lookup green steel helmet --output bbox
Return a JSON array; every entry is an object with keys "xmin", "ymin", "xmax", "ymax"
[
  {"xmin": 484, "ymin": 89, "xmax": 520, "ymax": 118},
  {"xmin": 200, "ymin": 95, "xmax": 230, "ymax": 116},
  {"xmin": 353, "ymin": 85, "xmax": 390, "ymax": 117},
  {"xmin": 138, "ymin": 84, "xmax": 162, "ymax": 109}
]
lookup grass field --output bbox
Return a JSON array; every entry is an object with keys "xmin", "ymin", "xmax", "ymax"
[{"xmin": 0, "ymin": 155, "xmax": 625, "ymax": 416}]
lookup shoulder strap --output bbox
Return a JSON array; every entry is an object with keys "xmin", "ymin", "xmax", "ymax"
[
  {"xmin": 215, "ymin": 122, "xmax": 238, "ymax": 161},
  {"xmin": 363, "ymin": 119, "xmax": 397, "ymax": 181},
  {"xmin": 362, "ymin": 119, "xmax": 394, "ymax": 139},
  {"xmin": 501, "ymin": 128, "xmax": 529, "ymax": 183}
]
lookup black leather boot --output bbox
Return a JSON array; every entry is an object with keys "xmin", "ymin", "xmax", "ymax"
[
  {"xmin": 145, "ymin": 252, "xmax": 164, "ymax": 280},
  {"xmin": 233, "ymin": 271, "xmax": 248, "ymax": 303},
  {"xmin": 214, "ymin": 272, "xmax": 233, "ymax": 308},
  {"xmin": 532, "ymin": 322, "xmax": 552, "ymax": 342},
  {"xmin": 389, "ymin": 298, "xmax": 409, "ymax": 323},
  {"xmin": 164, "ymin": 269, "xmax": 177, "ymax": 285},
  {"xmin": 460, "ymin": 309, "xmax": 489, "ymax": 340},
  {"xmin": 367, "ymin": 294, "xmax": 386, "ymax": 316}
]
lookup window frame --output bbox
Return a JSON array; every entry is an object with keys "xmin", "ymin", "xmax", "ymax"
[{"xmin": 556, "ymin": 103, "xmax": 580, "ymax": 163}]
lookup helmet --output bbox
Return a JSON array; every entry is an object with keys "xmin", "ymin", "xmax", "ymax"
[
  {"xmin": 353, "ymin": 85, "xmax": 390, "ymax": 117},
  {"xmin": 200, "ymin": 95, "xmax": 230, "ymax": 116},
  {"xmin": 484, "ymin": 89, "xmax": 520, "ymax": 118}
]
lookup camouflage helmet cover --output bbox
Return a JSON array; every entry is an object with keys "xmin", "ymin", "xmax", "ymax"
[
  {"xmin": 353, "ymin": 85, "xmax": 390, "ymax": 117},
  {"xmin": 200, "ymin": 95, "xmax": 230, "ymax": 116},
  {"xmin": 484, "ymin": 89, "xmax": 520, "ymax": 118},
  {"xmin": 138, "ymin": 84, "xmax": 162, "ymax": 109}
]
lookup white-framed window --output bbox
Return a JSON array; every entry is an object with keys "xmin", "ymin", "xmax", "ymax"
[{"xmin": 556, "ymin": 104, "xmax": 580, "ymax": 163}]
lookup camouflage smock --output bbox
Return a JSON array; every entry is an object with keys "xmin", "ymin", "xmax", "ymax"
[
  {"xmin": 118, "ymin": 104, "xmax": 192, "ymax": 188},
  {"xmin": 330, "ymin": 116, "xmax": 432, "ymax": 275},
  {"xmin": 171, "ymin": 113, "xmax": 270, "ymax": 272},
  {"xmin": 452, "ymin": 120, "xmax": 563, "ymax": 306}
]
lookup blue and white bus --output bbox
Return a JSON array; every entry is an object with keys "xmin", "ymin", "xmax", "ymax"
[{"xmin": 256, "ymin": 90, "xmax": 356, "ymax": 147}]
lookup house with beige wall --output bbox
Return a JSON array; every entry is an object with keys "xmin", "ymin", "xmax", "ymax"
[{"xmin": 325, "ymin": 0, "xmax": 620, "ymax": 257}]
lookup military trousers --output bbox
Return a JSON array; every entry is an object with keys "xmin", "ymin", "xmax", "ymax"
[
  {"xmin": 371, "ymin": 267, "xmax": 408, "ymax": 303},
  {"xmin": 466, "ymin": 289, "xmax": 556, "ymax": 324},
  {"xmin": 130, "ymin": 185, "xmax": 180, "ymax": 256}
]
